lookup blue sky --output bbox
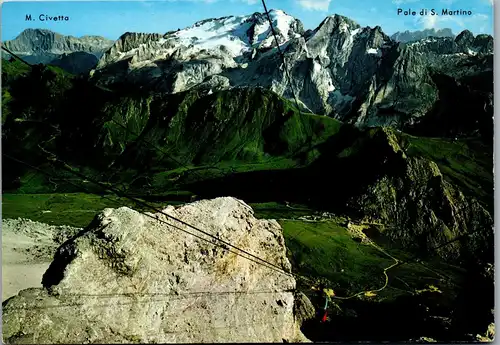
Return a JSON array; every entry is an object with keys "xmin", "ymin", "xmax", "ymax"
[{"xmin": 1, "ymin": 0, "xmax": 494, "ymax": 41}]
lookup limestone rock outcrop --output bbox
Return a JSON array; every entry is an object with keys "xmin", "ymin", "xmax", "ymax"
[
  {"xmin": 3, "ymin": 28, "xmax": 113, "ymax": 63},
  {"xmin": 347, "ymin": 128, "xmax": 493, "ymax": 263},
  {"xmin": 390, "ymin": 28, "xmax": 455, "ymax": 43},
  {"xmin": 2, "ymin": 197, "xmax": 310, "ymax": 343}
]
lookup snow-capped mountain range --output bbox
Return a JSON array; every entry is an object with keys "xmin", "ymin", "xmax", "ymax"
[
  {"xmin": 5, "ymin": 10, "xmax": 493, "ymax": 129},
  {"xmin": 95, "ymin": 10, "xmax": 303, "ymax": 69}
]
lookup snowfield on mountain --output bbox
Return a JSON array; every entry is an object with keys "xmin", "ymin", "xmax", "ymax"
[{"xmin": 83, "ymin": 10, "xmax": 493, "ymax": 131}]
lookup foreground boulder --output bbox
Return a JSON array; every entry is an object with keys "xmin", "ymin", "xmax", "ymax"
[{"xmin": 2, "ymin": 197, "xmax": 310, "ymax": 343}]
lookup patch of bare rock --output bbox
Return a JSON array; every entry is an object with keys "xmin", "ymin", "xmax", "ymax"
[{"xmin": 2, "ymin": 197, "xmax": 311, "ymax": 343}]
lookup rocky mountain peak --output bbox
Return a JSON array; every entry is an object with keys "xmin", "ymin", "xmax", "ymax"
[
  {"xmin": 367, "ymin": 25, "xmax": 390, "ymax": 46},
  {"xmin": 93, "ymin": 8, "xmax": 305, "ymax": 77},
  {"xmin": 472, "ymin": 34, "xmax": 494, "ymax": 53},
  {"xmin": 18, "ymin": 28, "xmax": 60, "ymax": 39},
  {"xmin": 455, "ymin": 29, "xmax": 474, "ymax": 47},
  {"xmin": 3, "ymin": 28, "xmax": 113, "ymax": 64},
  {"xmin": 453, "ymin": 29, "xmax": 493, "ymax": 54},
  {"xmin": 315, "ymin": 14, "xmax": 361, "ymax": 35},
  {"xmin": 193, "ymin": 15, "xmax": 234, "ymax": 27},
  {"xmin": 114, "ymin": 32, "xmax": 163, "ymax": 51},
  {"xmin": 88, "ymin": 10, "xmax": 492, "ymax": 133},
  {"xmin": 246, "ymin": 12, "xmax": 266, "ymax": 23},
  {"xmin": 391, "ymin": 28, "xmax": 455, "ymax": 42}
]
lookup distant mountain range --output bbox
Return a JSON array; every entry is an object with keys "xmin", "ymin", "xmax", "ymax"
[
  {"xmin": 390, "ymin": 28, "xmax": 455, "ymax": 42},
  {"xmin": 90, "ymin": 11, "xmax": 492, "ymax": 133},
  {"xmin": 3, "ymin": 28, "xmax": 113, "ymax": 74},
  {"xmin": 3, "ymin": 13, "xmax": 493, "ymax": 134}
]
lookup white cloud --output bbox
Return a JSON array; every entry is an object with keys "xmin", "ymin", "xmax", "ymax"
[
  {"xmin": 230, "ymin": 0, "xmax": 259, "ymax": 4},
  {"xmin": 420, "ymin": 14, "xmax": 438, "ymax": 29},
  {"xmin": 415, "ymin": 13, "xmax": 490, "ymax": 30},
  {"xmin": 296, "ymin": 0, "xmax": 331, "ymax": 11},
  {"xmin": 392, "ymin": 0, "xmax": 419, "ymax": 5}
]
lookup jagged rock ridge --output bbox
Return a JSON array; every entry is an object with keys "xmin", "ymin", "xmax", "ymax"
[
  {"xmin": 345, "ymin": 128, "xmax": 494, "ymax": 263},
  {"xmin": 3, "ymin": 29, "xmax": 114, "ymax": 73},
  {"xmin": 390, "ymin": 28, "xmax": 455, "ymax": 42},
  {"xmin": 89, "ymin": 11, "xmax": 493, "ymax": 132},
  {"xmin": 4, "ymin": 28, "xmax": 113, "ymax": 57},
  {"xmin": 2, "ymin": 197, "xmax": 311, "ymax": 344}
]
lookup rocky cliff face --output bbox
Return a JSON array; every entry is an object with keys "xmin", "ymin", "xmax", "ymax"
[
  {"xmin": 390, "ymin": 28, "xmax": 455, "ymax": 42},
  {"xmin": 346, "ymin": 128, "xmax": 493, "ymax": 263},
  {"xmin": 89, "ymin": 12, "xmax": 493, "ymax": 133},
  {"xmin": 3, "ymin": 29, "xmax": 113, "ymax": 73},
  {"xmin": 4, "ymin": 28, "xmax": 113, "ymax": 57},
  {"xmin": 48, "ymin": 51, "xmax": 99, "ymax": 75},
  {"xmin": 2, "ymin": 197, "xmax": 310, "ymax": 343}
]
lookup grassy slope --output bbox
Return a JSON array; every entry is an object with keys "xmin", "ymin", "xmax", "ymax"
[
  {"xmin": 2, "ymin": 193, "xmax": 125, "ymax": 227},
  {"xmin": 2, "ymin": 60, "xmax": 31, "ymax": 124},
  {"xmin": 2, "ymin": 59, "xmax": 344, "ymax": 194},
  {"xmin": 102, "ymin": 89, "xmax": 343, "ymax": 174},
  {"xmin": 2, "ymin": 59, "xmax": 75, "ymax": 183},
  {"xmin": 3, "ymin": 58, "xmax": 491, "ymax": 212},
  {"xmin": 1, "ymin": 193, "xmax": 179, "ymax": 228},
  {"xmin": 280, "ymin": 219, "xmax": 463, "ymax": 300}
]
